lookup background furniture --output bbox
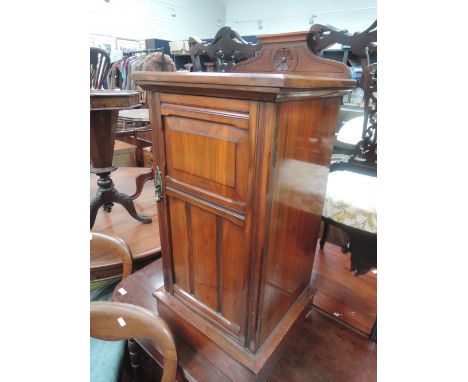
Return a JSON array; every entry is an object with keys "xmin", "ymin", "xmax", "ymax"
[
  {"xmin": 90, "ymin": 233, "xmax": 134, "ymax": 382},
  {"xmin": 117, "ymin": 109, "xmax": 152, "ymax": 167},
  {"xmin": 91, "ymin": 301, "xmax": 177, "ymax": 382},
  {"xmin": 308, "ymin": 20, "xmax": 377, "ymax": 157},
  {"xmin": 91, "ymin": 47, "xmax": 111, "ymax": 89},
  {"xmin": 142, "ymin": 147, "xmax": 153, "ymax": 168},
  {"xmin": 189, "ymin": 26, "xmax": 260, "ymax": 72},
  {"xmin": 91, "ymin": 232, "xmax": 134, "ymax": 283},
  {"xmin": 90, "ymin": 167, "xmax": 160, "ymax": 281},
  {"xmin": 320, "ymin": 61, "xmax": 378, "ymax": 276},
  {"xmin": 113, "ymin": 140, "xmax": 137, "ymax": 167},
  {"xmin": 90, "ymin": 90, "xmax": 152, "ymax": 229},
  {"xmin": 134, "ymin": 31, "xmax": 355, "ymax": 379},
  {"xmin": 321, "ymin": 161, "xmax": 377, "ymax": 275}
]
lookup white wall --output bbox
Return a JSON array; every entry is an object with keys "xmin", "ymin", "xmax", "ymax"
[
  {"xmin": 90, "ymin": 0, "xmax": 376, "ymax": 54},
  {"xmin": 90, "ymin": 0, "xmax": 225, "ymax": 49},
  {"xmin": 224, "ymin": 0, "xmax": 376, "ymax": 36}
]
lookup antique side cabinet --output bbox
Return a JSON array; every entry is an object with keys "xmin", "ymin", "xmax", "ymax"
[{"xmin": 134, "ymin": 67, "xmax": 355, "ymax": 381}]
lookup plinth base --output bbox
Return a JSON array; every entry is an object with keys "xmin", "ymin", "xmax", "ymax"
[{"xmin": 154, "ymin": 286, "xmax": 315, "ymax": 382}]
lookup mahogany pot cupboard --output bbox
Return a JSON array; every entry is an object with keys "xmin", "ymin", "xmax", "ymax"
[{"xmin": 133, "ymin": 32, "xmax": 355, "ymax": 381}]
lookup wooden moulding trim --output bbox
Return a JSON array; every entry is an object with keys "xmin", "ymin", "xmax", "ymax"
[
  {"xmin": 256, "ymin": 31, "xmax": 309, "ymax": 44},
  {"xmin": 161, "ymin": 103, "xmax": 250, "ymax": 129},
  {"xmin": 165, "ymin": 184, "xmax": 246, "ymax": 226},
  {"xmin": 155, "ymin": 288, "xmax": 256, "ymax": 371},
  {"xmin": 152, "ymin": 91, "xmax": 175, "ymax": 293},
  {"xmin": 155, "ymin": 285, "xmax": 314, "ymax": 375},
  {"xmin": 138, "ymin": 84, "xmax": 284, "ymax": 102},
  {"xmin": 160, "ymin": 93, "xmax": 251, "ymax": 113},
  {"xmin": 276, "ymin": 89, "xmax": 352, "ymax": 102},
  {"xmin": 165, "ymin": 176, "xmax": 246, "ymax": 213},
  {"xmin": 173, "ymin": 285, "xmax": 241, "ymax": 338},
  {"xmin": 133, "ymin": 71, "xmax": 355, "ymax": 89},
  {"xmin": 248, "ymin": 102, "xmax": 280, "ymax": 352},
  {"xmin": 135, "ymin": 84, "xmax": 355, "ymax": 103}
]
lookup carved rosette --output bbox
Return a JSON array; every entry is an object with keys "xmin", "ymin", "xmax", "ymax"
[{"xmin": 273, "ymin": 48, "xmax": 293, "ymax": 71}]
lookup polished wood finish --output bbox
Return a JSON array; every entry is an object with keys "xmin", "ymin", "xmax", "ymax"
[
  {"xmin": 133, "ymin": 72, "xmax": 354, "ymax": 94},
  {"xmin": 90, "ymin": 232, "xmax": 134, "ymax": 281},
  {"xmin": 90, "ymin": 167, "xmax": 160, "ymax": 281},
  {"xmin": 90, "ymin": 301, "xmax": 177, "ymax": 382},
  {"xmin": 90, "ymin": 90, "xmax": 151, "ymax": 229},
  {"xmin": 90, "ymin": 90, "xmax": 141, "ymax": 111},
  {"xmin": 113, "ymin": 258, "xmax": 376, "ymax": 382},
  {"xmin": 135, "ymin": 68, "xmax": 355, "ymax": 381},
  {"xmin": 232, "ymin": 32, "xmax": 350, "ymax": 79}
]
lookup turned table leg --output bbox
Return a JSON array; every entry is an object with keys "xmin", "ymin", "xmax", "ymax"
[{"xmin": 90, "ymin": 168, "xmax": 152, "ymax": 229}]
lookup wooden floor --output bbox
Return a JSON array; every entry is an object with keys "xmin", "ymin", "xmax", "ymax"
[
  {"xmin": 311, "ymin": 242, "xmax": 377, "ymax": 335},
  {"xmin": 118, "ymin": 241, "xmax": 377, "ymax": 382},
  {"xmin": 267, "ymin": 307, "xmax": 376, "ymax": 382}
]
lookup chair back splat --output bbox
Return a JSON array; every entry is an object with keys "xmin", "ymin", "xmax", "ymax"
[
  {"xmin": 90, "ymin": 47, "xmax": 111, "ymax": 89},
  {"xmin": 91, "ymin": 301, "xmax": 177, "ymax": 382}
]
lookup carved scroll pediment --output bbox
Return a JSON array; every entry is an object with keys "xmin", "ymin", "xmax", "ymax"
[{"xmin": 232, "ymin": 32, "xmax": 351, "ymax": 79}]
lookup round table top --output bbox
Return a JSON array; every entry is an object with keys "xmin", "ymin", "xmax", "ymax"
[
  {"xmin": 90, "ymin": 167, "xmax": 160, "ymax": 280},
  {"xmin": 118, "ymin": 108, "xmax": 150, "ymax": 122},
  {"xmin": 90, "ymin": 89, "xmax": 141, "ymax": 111}
]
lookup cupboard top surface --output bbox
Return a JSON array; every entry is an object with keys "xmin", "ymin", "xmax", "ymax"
[{"xmin": 133, "ymin": 71, "xmax": 355, "ymax": 91}]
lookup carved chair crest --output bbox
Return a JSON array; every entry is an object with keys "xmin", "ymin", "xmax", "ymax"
[
  {"xmin": 189, "ymin": 26, "xmax": 261, "ymax": 72},
  {"xmin": 308, "ymin": 20, "xmax": 377, "ymax": 60}
]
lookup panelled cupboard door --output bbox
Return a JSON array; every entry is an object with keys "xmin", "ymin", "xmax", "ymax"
[
  {"xmin": 160, "ymin": 94, "xmax": 253, "ymax": 213},
  {"xmin": 157, "ymin": 93, "xmax": 255, "ymax": 343}
]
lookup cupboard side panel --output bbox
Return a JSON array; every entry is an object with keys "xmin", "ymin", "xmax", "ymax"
[{"xmin": 259, "ymin": 97, "xmax": 341, "ymax": 344}]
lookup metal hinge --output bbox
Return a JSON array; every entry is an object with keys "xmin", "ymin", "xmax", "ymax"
[{"xmin": 154, "ymin": 165, "xmax": 163, "ymax": 202}]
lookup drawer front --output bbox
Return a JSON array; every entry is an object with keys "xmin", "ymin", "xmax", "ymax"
[{"xmin": 160, "ymin": 94, "xmax": 253, "ymax": 213}]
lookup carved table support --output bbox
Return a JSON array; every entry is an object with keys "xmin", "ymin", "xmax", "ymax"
[
  {"xmin": 129, "ymin": 171, "xmax": 154, "ymax": 200},
  {"xmin": 90, "ymin": 90, "xmax": 152, "ymax": 229}
]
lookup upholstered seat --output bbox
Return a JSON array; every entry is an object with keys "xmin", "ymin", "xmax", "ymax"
[{"xmin": 323, "ymin": 169, "xmax": 377, "ymax": 234}]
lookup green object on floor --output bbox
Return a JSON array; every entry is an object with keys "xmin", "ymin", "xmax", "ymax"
[{"xmin": 90, "ymin": 279, "xmax": 125, "ymax": 382}]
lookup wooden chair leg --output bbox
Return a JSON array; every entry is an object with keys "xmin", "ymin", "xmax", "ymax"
[
  {"xmin": 128, "ymin": 338, "xmax": 142, "ymax": 382},
  {"xmin": 320, "ymin": 219, "xmax": 330, "ymax": 250}
]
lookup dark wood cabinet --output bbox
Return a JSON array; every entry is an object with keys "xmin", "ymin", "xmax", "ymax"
[{"xmin": 134, "ymin": 58, "xmax": 354, "ymax": 380}]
